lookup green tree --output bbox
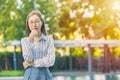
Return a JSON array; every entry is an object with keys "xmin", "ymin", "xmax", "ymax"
[
  {"xmin": 0, "ymin": 0, "xmax": 58, "ymax": 43},
  {"xmin": 57, "ymin": 0, "xmax": 120, "ymax": 39}
]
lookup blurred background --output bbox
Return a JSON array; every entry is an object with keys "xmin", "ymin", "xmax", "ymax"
[{"xmin": 1, "ymin": 0, "xmax": 120, "ymax": 80}]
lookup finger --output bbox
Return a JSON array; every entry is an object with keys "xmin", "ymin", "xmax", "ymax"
[
  {"xmin": 29, "ymin": 32, "xmax": 37, "ymax": 38},
  {"xmin": 23, "ymin": 62, "xmax": 29, "ymax": 69},
  {"xmin": 31, "ymin": 30, "xmax": 38, "ymax": 35}
]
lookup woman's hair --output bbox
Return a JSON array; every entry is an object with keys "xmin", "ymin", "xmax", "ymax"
[{"xmin": 26, "ymin": 10, "xmax": 47, "ymax": 36}]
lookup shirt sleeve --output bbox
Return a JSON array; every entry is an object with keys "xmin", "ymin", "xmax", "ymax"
[
  {"xmin": 34, "ymin": 36, "xmax": 55, "ymax": 67},
  {"xmin": 21, "ymin": 38, "xmax": 34, "ymax": 62}
]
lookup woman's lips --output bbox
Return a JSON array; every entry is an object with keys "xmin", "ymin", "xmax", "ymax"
[{"xmin": 32, "ymin": 28, "xmax": 38, "ymax": 30}]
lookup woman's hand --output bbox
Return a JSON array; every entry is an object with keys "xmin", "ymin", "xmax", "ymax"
[
  {"xmin": 23, "ymin": 61, "xmax": 34, "ymax": 69},
  {"xmin": 29, "ymin": 30, "xmax": 38, "ymax": 42}
]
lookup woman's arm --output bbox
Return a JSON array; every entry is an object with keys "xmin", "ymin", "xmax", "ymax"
[
  {"xmin": 34, "ymin": 36, "xmax": 55, "ymax": 67},
  {"xmin": 23, "ymin": 61, "xmax": 34, "ymax": 69},
  {"xmin": 21, "ymin": 38, "xmax": 34, "ymax": 62}
]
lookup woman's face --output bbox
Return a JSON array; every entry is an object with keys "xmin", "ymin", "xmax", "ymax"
[{"xmin": 28, "ymin": 15, "xmax": 42, "ymax": 32}]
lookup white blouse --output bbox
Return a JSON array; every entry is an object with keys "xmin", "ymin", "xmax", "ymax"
[{"xmin": 21, "ymin": 34, "xmax": 55, "ymax": 67}]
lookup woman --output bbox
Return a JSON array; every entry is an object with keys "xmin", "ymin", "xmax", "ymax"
[{"xmin": 21, "ymin": 10, "xmax": 55, "ymax": 80}]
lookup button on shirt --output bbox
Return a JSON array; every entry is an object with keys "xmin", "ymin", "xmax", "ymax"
[{"xmin": 21, "ymin": 34, "xmax": 55, "ymax": 67}]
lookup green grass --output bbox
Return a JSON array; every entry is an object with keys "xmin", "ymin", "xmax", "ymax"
[{"xmin": 0, "ymin": 70, "xmax": 24, "ymax": 77}]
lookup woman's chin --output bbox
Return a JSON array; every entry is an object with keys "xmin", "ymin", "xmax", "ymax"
[{"xmin": 32, "ymin": 29, "xmax": 38, "ymax": 31}]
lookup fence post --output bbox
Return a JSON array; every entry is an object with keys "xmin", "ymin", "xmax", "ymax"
[
  {"xmin": 88, "ymin": 44, "xmax": 92, "ymax": 73},
  {"xmin": 13, "ymin": 45, "xmax": 17, "ymax": 70},
  {"xmin": 69, "ymin": 48, "xmax": 72, "ymax": 71}
]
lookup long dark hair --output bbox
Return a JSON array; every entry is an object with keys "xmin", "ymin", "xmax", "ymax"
[{"xmin": 26, "ymin": 10, "xmax": 47, "ymax": 36}]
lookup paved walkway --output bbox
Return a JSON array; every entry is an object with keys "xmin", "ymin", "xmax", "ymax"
[
  {"xmin": 0, "ymin": 75, "xmax": 120, "ymax": 80},
  {"xmin": 1, "ymin": 72, "xmax": 120, "ymax": 80},
  {"xmin": 0, "ymin": 77, "xmax": 23, "ymax": 80}
]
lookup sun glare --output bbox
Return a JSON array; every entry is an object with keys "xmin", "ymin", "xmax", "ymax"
[{"xmin": 112, "ymin": 2, "xmax": 120, "ymax": 10}]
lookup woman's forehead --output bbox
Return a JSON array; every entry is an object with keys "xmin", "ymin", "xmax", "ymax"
[{"xmin": 28, "ymin": 15, "xmax": 40, "ymax": 21}]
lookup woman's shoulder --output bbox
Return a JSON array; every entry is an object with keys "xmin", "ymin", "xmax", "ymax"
[
  {"xmin": 46, "ymin": 35, "xmax": 54, "ymax": 44},
  {"xmin": 47, "ymin": 35, "xmax": 54, "ymax": 41}
]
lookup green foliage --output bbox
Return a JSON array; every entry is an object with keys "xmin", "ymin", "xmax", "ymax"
[
  {"xmin": 0, "ymin": 70, "xmax": 24, "ymax": 76},
  {"xmin": 57, "ymin": 0, "xmax": 120, "ymax": 39},
  {"xmin": 0, "ymin": 0, "xmax": 59, "ymax": 42},
  {"xmin": 93, "ymin": 48, "xmax": 104, "ymax": 58},
  {"xmin": 1, "ymin": 0, "xmax": 120, "ymax": 41},
  {"xmin": 0, "ymin": 52, "xmax": 5, "ymax": 56},
  {"xmin": 72, "ymin": 48, "xmax": 84, "ymax": 57},
  {"xmin": 36, "ymin": 0, "xmax": 59, "ymax": 34}
]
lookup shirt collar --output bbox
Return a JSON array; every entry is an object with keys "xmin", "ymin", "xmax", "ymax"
[{"xmin": 39, "ymin": 33, "xmax": 47, "ymax": 41}]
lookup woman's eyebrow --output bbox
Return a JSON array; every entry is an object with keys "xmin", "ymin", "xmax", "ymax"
[{"xmin": 29, "ymin": 18, "xmax": 40, "ymax": 21}]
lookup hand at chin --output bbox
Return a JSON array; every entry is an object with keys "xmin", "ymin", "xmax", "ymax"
[
  {"xmin": 32, "ymin": 29, "xmax": 38, "ymax": 34},
  {"xmin": 29, "ymin": 30, "xmax": 38, "ymax": 42}
]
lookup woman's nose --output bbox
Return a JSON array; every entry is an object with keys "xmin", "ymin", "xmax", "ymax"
[{"xmin": 32, "ymin": 22, "xmax": 36, "ymax": 26}]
